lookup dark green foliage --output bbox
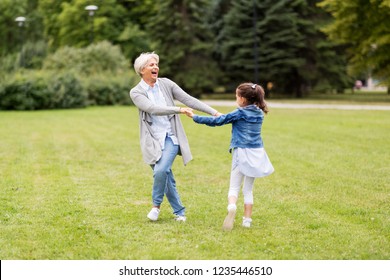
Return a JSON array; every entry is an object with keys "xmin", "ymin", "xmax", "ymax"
[
  {"xmin": 39, "ymin": 0, "xmax": 127, "ymax": 49},
  {"xmin": 49, "ymin": 72, "xmax": 87, "ymax": 109},
  {"xmin": 319, "ymin": 0, "xmax": 390, "ymax": 88},
  {"xmin": 82, "ymin": 75, "xmax": 136, "ymax": 106},
  {"xmin": 218, "ymin": 0, "xmax": 305, "ymax": 88},
  {"xmin": 43, "ymin": 41, "xmax": 128, "ymax": 75},
  {"xmin": 115, "ymin": 0, "xmax": 156, "ymax": 61},
  {"xmin": 312, "ymin": 40, "xmax": 353, "ymax": 93},
  {"xmin": 18, "ymin": 40, "xmax": 48, "ymax": 69},
  {"xmin": 0, "ymin": 40, "xmax": 136, "ymax": 110},
  {"xmin": 0, "ymin": 71, "xmax": 87, "ymax": 110},
  {"xmin": 0, "ymin": 69, "xmax": 136, "ymax": 110},
  {"xmin": 116, "ymin": 22, "xmax": 153, "ymax": 61},
  {"xmin": 0, "ymin": 0, "xmax": 44, "ymax": 56},
  {"xmin": 284, "ymin": 0, "xmax": 353, "ymax": 95},
  {"xmin": 147, "ymin": 0, "xmax": 221, "ymax": 96},
  {"xmin": 0, "ymin": 0, "xmax": 26, "ymax": 55},
  {"xmin": 214, "ymin": 0, "xmax": 352, "ymax": 96},
  {"xmin": 2, "ymin": 0, "xmax": 386, "ymax": 101},
  {"xmin": 42, "ymin": 41, "xmax": 136, "ymax": 107},
  {"xmin": 0, "ymin": 53, "xmax": 19, "ymax": 73}
]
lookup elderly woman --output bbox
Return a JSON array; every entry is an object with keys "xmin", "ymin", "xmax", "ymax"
[{"xmin": 130, "ymin": 52, "xmax": 220, "ymax": 222}]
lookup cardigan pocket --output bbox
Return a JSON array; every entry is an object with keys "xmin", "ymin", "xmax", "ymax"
[
  {"xmin": 141, "ymin": 129, "xmax": 162, "ymax": 165},
  {"xmin": 142, "ymin": 111, "xmax": 153, "ymax": 123}
]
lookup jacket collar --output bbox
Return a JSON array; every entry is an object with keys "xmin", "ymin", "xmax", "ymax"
[{"xmin": 140, "ymin": 78, "xmax": 159, "ymax": 91}]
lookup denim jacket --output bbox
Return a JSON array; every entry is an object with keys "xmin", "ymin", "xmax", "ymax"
[{"xmin": 193, "ymin": 104, "xmax": 264, "ymax": 150}]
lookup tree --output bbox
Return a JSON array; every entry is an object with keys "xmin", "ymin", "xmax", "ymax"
[
  {"xmin": 39, "ymin": 0, "xmax": 127, "ymax": 48},
  {"xmin": 288, "ymin": 0, "xmax": 353, "ymax": 94},
  {"xmin": 0, "ymin": 0, "xmax": 43, "ymax": 55},
  {"xmin": 212, "ymin": 0, "xmax": 352, "ymax": 96},
  {"xmin": 37, "ymin": 0, "xmax": 70, "ymax": 50},
  {"xmin": 115, "ymin": 0, "xmax": 157, "ymax": 61},
  {"xmin": 318, "ymin": 0, "xmax": 390, "ymax": 90},
  {"xmin": 146, "ymin": 0, "xmax": 221, "ymax": 96},
  {"xmin": 38, "ymin": 0, "xmax": 155, "ymax": 62},
  {"xmin": 217, "ymin": 0, "xmax": 307, "ymax": 95},
  {"xmin": 117, "ymin": 0, "xmax": 157, "ymax": 27}
]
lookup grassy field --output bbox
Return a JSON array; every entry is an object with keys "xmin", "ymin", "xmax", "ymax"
[{"xmin": 0, "ymin": 105, "xmax": 389, "ymax": 260}]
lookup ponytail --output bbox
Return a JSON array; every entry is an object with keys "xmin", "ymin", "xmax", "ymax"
[{"xmin": 237, "ymin": 83, "xmax": 269, "ymax": 114}]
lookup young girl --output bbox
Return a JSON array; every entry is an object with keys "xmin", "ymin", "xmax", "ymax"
[{"xmin": 185, "ymin": 83, "xmax": 274, "ymax": 230}]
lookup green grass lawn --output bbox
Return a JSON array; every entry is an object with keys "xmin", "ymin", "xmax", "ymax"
[{"xmin": 0, "ymin": 105, "xmax": 389, "ymax": 260}]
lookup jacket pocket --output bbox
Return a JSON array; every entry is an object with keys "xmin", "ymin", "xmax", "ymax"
[{"xmin": 142, "ymin": 130, "xmax": 162, "ymax": 165}]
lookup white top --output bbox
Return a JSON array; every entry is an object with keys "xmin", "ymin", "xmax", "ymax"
[
  {"xmin": 140, "ymin": 80, "xmax": 178, "ymax": 149},
  {"xmin": 232, "ymin": 147, "xmax": 274, "ymax": 178}
]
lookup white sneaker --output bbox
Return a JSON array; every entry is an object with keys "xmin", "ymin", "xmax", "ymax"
[
  {"xmin": 147, "ymin": 208, "xmax": 160, "ymax": 221},
  {"xmin": 174, "ymin": 215, "xmax": 186, "ymax": 222},
  {"xmin": 242, "ymin": 217, "xmax": 252, "ymax": 228},
  {"xmin": 222, "ymin": 204, "xmax": 237, "ymax": 230}
]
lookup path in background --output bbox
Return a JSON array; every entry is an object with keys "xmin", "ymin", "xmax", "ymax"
[{"xmin": 201, "ymin": 100, "xmax": 390, "ymax": 111}]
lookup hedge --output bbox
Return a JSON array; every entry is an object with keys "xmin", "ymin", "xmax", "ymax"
[{"xmin": 0, "ymin": 71, "xmax": 87, "ymax": 110}]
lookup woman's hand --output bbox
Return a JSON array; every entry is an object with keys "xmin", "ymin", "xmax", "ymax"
[{"xmin": 180, "ymin": 107, "xmax": 194, "ymax": 118}]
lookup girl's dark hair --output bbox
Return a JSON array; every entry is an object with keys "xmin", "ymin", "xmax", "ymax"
[{"xmin": 236, "ymin": 82, "xmax": 269, "ymax": 113}]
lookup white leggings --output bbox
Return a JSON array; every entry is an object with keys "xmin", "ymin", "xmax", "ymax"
[{"xmin": 228, "ymin": 167, "xmax": 255, "ymax": 204}]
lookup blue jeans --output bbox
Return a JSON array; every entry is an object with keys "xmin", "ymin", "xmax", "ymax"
[{"xmin": 151, "ymin": 137, "xmax": 185, "ymax": 216}]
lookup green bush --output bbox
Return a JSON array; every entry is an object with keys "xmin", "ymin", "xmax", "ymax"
[
  {"xmin": 41, "ymin": 40, "xmax": 137, "ymax": 107},
  {"xmin": 82, "ymin": 74, "xmax": 136, "ymax": 106},
  {"xmin": 0, "ymin": 53, "xmax": 19, "ymax": 74},
  {"xmin": 0, "ymin": 41, "xmax": 47, "ymax": 76},
  {"xmin": 0, "ymin": 71, "xmax": 87, "ymax": 110},
  {"xmin": 0, "ymin": 41, "xmax": 137, "ymax": 110},
  {"xmin": 43, "ymin": 41, "xmax": 129, "ymax": 75},
  {"xmin": 18, "ymin": 40, "xmax": 48, "ymax": 69},
  {"xmin": 49, "ymin": 72, "xmax": 88, "ymax": 109}
]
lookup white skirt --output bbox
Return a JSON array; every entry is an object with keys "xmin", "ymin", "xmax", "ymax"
[{"xmin": 232, "ymin": 147, "xmax": 274, "ymax": 178}]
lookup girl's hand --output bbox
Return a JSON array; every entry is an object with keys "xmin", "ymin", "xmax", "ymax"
[
  {"xmin": 185, "ymin": 110, "xmax": 194, "ymax": 118},
  {"xmin": 180, "ymin": 107, "xmax": 194, "ymax": 118}
]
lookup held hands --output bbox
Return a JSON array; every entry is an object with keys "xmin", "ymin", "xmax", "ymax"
[
  {"xmin": 180, "ymin": 107, "xmax": 194, "ymax": 118},
  {"xmin": 180, "ymin": 107, "xmax": 222, "ymax": 118}
]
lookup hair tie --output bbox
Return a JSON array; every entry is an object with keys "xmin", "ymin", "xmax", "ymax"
[{"xmin": 251, "ymin": 84, "xmax": 257, "ymax": 89}]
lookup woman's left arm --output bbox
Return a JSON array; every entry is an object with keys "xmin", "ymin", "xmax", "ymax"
[{"xmin": 170, "ymin": 80, "xmax": 219, "ymax": 116}]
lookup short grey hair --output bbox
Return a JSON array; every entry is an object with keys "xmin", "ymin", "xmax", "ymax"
[{"xmin": 133, "ymin": 52, "xmax": 159, "ymax": 76}]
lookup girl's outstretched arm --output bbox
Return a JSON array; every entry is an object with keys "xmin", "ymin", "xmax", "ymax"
[{"xmin": 193, "ymin": 109, "xmax": 239, "ymax": 127}]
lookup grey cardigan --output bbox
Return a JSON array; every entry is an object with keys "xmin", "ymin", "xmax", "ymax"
[{"xmin": 130, "ymin": 77, "xmax": 218, "ymax": 165}]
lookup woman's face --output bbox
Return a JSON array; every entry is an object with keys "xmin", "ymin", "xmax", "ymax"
[{"xmin": 141, "ymin": 58, "xmax": 159, "ymax": 85}]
